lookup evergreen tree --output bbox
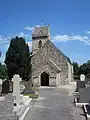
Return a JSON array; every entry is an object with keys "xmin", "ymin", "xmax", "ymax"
[
  {"xmin": 5, "ymin": 36, "xmax": 31, "ymax": 80},
  {"xmin": 0, "ymin": 63, "xmax": 7, "ymax": 79}
]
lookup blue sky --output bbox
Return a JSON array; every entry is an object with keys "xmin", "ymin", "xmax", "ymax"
[{"xmin": 0, "ymin": 0, "xmax": 90, "ymax": 64}]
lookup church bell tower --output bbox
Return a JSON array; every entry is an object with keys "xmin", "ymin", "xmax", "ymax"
[{"xmin": 32, "ymin": 25, "xmax": 50, "ymax": 54}]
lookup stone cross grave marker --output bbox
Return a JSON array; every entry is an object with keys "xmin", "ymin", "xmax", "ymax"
[
  {"xmin": 12, "ymin": 74, "xmax": 22, "ymax": 106},
  {"xmin": 80, "ymin": 74, "xmax": 85, "ymax": 81}
]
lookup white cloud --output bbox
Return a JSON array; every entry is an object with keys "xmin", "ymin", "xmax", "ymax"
[
  {"xmin": 24, "ymin": 25, "xmax": 40, "ymax": 31},
  {"xmin": 0, "ymin": 54, "xmax": 5, "ymax": 64},
  {"xmin": 19, "ymin": 32, "xmax": 25, "ymax": 37},
  {"xmin": 0, "ymin": 36, "xmax": 10, "ymax": 45},
  {"xmin": 0, "ymin": 33, "xmax": 32, "ymax": 64},
  {"xmin": 86, "ymin": 31, "xmax": 90, "ymax": 34},
  {"xmin": 24, "ymin": 27, "xmax": 34, "ymax": 31},
  {"xmin": 84, "ymin": 41, "xmax": 90, "ymax": 45},
  {"xmin": 0, "ymin": 36, "xmax": 2, "ymax": 40},
  {"xmin": 18, "ymin": 32, "xmax": 31, "ymax": 42},
  {"xmin": 52, "ymin": 34, "xmax": 90, "ymax": 45},
  {"xmin": 53, "ymin": 34, "xmax": 88, "ymax": 42},
  {"xmin": 18, "ymin": 32, "xmax": 30, "ymax": 37},
  {"xmin": 0, "ymin": 41, "xmax": 8, "ymax": 44},
  {"xmin": 53, "ymin": 35, "xmax": 69, "ymax": 42},
  {"xmin": 0, "ymin": 33, "xmax": 31, "ymax": 46},
  {"xmin": 35, "ymin": 25, "xmax": 40, "ymax": 27}
]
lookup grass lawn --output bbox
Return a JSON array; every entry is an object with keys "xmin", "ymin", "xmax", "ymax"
[
  {"xmin": 32, "ymin": 87, "xmax": 39, "ymax": 92},
  {"xmin": 24, "ymin": 93, "xmax": 39, "ymax": 98},
  {"xmin": 23, "ymin": 86, "xmax": 39, "ymax": 98}
]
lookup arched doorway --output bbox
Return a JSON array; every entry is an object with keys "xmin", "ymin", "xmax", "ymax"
[{"xmin": 41, "ymin": 72, "xmax": 49, "ymax": 86}]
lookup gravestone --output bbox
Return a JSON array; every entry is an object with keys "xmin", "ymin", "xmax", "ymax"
[
  {"xmin": 0, "ymin": 79, "xmax": 2, "ymax": 93},
  {"xmin": 80, "ymin": 74, "xmax": 85, "ymax": 81},
  {"xmin": 12, "ymin": 74, "xmax": 22, "ymax": 106},
  {"xmin": 76, "ymin": 81, "xmax": 85, "ymax": 91},
  {"xmin": 1, "ymin": 79, "xmax": 9, "ymax": 93},
  {"xmin": 76, "ymin": 74, "xmax": 86, "ymax": 91}
]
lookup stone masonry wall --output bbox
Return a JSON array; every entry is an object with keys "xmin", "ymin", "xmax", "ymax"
[
  {"xmin": 31, "ymin": 39, "xmax": 72, "ymax": 85},
  {"xmin": 32, "ymin": 37, "xmax": 48, "ymax": 54},
  {"xmin": 32, "ymin": 55, "xmax": 57, "ymax": 86},
  {"xmin": 43, "ymin": 41, "xmax": 68, "ymax": 84},
  {"xmin": 32, "ymin": 50, "xmax": 57, "ymax": 77},
  {"xmin": 32, "ymin": 40, "xmax": 69, "ymax": 85}
]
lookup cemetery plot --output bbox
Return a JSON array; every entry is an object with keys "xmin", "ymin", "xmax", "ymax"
[
  {"xmin": 82, "ymin": 104, "xmax": 90, "ymax": 119},
  {"xmin": 0, "ymin": 74, "xmax": 33, "ymax": 120}
]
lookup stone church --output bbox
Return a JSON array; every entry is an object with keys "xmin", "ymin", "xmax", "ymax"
[{"xmin": 31, "ymin": 25, "xmax": 74, "ymax": 87}]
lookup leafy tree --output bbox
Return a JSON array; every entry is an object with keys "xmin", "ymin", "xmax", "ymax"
[
  {"xmin": 0, "ymin": 63, "xmax": 7, "ymax": 79},
  {"xmin": 79, "ymin": 60, "xmax": 90, "ymax": 79},
  {"xmin": 0, "ymin": 51, "xmax": 7, "ymax": 79},
  {"xmin": 71, "ymin": 60, "xmax": 90, "ymax": 81},
  {"xmin": 72, "ymin": 62, "xmax": 80, "ymax": 80},
  {"xmin": 79, "ymin": 63, "xmax": 87, "ymax": 75},
  {"xmin": 73, "ymin": 62, "xmax": 80, "ymax": 75},
  {"xmin": 5, "ymin": 36, "xmax": 31, "ymax": 80}
]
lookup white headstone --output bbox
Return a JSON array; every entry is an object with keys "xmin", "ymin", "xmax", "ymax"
[
  {"xmin": 80, "ymin": 74, "xmax": 85, "ymax": 81},
  {"xmin": 12, "ymin": 74, "xmax": 22, "ymax": 106},
  {"xmin": 0, "ymin": 79, "xmax": 2, "ymax": 85},
  {"xmin": 0, "ymin": 79, "xmax": 2, "ymax": 93}
]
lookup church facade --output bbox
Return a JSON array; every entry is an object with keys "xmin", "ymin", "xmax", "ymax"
[{"xmin": 31, "ymin": 25, "xmax": 74, "ymax": 87}]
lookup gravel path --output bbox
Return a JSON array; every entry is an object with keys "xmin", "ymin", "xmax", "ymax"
[{"xmin": 24, "ymin": 86, "xmax": 85, "ymax": 120}]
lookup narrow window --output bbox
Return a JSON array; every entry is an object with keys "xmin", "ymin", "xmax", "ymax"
[{"xmin": 38, "ymin": 40, "xmax": 42, "ymax": 48}]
